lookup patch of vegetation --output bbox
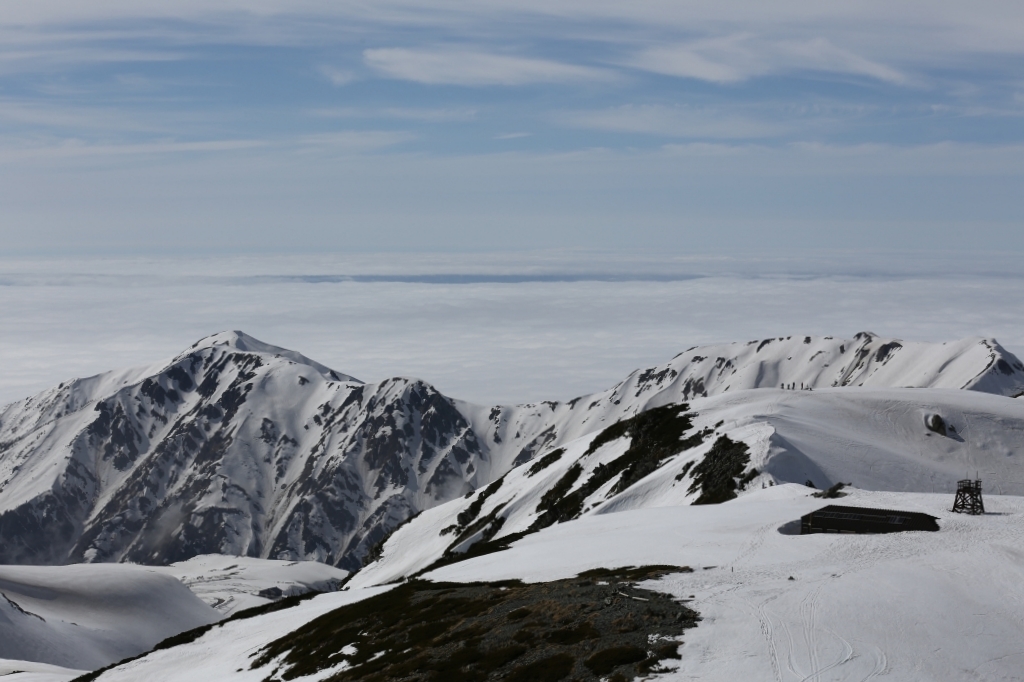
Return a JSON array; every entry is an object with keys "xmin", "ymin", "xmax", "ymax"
[
  {"xmin": 674, "ymin": 460, "xmax": 695, "ymax": 481},
  {"xmin": 585, "ymin": 645, "xmax": 648, "ymax": 675},
  {"xmin": 420, "ymin": 407, "xmax": 706, "ymax": 577},
  {"xmin": 738, "ymin": 468, "xmax": 760, "ymax": 489},
  {"xmin": 250, "ymin": 574, "xmax": 698, "ymax": 682},
  {"xmin": 575, "ymin": 565, "xmax": 692, "ymax": 582},
  {"xmin": 441, "ymin": 476, "xmax": 506, "ymax": 537},
  {"xmin": 365, "ymin": 511, "xmax": 422, "ymax": 563},
  {"xmin": 688, "ymin": 435, "xmax": 752, "ymax": 505},
  {"xmin": 504, "ymin": 653, "xmax": 574, "ymax": 682},
  {"xmin": 531, "ymin": 404, "xmax": 704, "ymax": 531},
  {"xmin": 526, "ymin": 448, "xmax": 565, "ymax": 477},
  {"xmin": 450, "ymin": 503, "xmax": 508, "ymax": 548},
  {"xmin": 457, "ymin": 478, "xmax": 504, "ymax": 527}
]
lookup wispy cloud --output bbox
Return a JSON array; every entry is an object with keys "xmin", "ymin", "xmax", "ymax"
[
  {"xmin": 0, "ymin": 44, "xmax": 185, "ymax": 73},
  {"xmin": 0, "ymin": 129, "xmax": 416, "ymax": 162},
  {"xmin": 627, "ymin": 35, "xmax": 908, "ymax": 85},
  {"xmin": 363, "ymin": 47, "xmax": 613, "ymax": 85},
  {"xmin": 298, "ymin": 130, "xmax": 416, "ymax": 150},
  {"xmin": 560, "ymin": 104, "xmax": 787, "ymax": 139},
  {"xmin": 0, "ymin": 138, "xmax": 266, "ymax": 162},
  {"xmin": 0, "ymin": 99, "xmax": 158, "ymax": 132},
  {"xmin": 318, "ymin": 65, "xmax": 357, "ymax": 86},
  {"xmin": 309, "ymin": 107, "xmax": 479, "ymax": 122}
]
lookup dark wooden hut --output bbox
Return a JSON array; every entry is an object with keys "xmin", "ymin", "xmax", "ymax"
[{"xmin": 800, "ymin": 505, "xmax": 939, "ymax": 535}]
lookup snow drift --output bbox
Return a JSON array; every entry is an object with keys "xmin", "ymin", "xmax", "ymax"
[{"xmin": 0, "ymin": 563, "xmax": 218, "ymax": 671}]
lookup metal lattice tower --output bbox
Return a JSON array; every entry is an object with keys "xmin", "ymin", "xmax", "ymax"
[{"xmin": 951, "ymin": 479, "xmax": 984, "ymax": 515}]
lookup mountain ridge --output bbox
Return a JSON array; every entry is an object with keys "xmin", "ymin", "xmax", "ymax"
[{"xmin": 0, "ymin": 330, "xmax": 1021, "ymax": 570}]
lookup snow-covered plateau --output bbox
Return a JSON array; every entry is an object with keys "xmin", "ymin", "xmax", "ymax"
[{"xmin": 0, "ymin": 331, "xmax": 1021, "ymax": 681}]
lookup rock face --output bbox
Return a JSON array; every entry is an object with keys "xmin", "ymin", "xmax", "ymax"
[{"xmin": 1, "ymin": 330, "xmax": 1022, "ymax": 570}]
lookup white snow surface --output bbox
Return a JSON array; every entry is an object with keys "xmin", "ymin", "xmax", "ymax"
[
  {"xmin": 424, "ymin": 485, "xmax": 1024, "ymax": 681},
  {"xmin": 159, "ymin": 554, "xmax": 349, "ymax": 615},
  {"xmin": 2, "ymin": 331, "xmax": 1024, "ymax": 680},
  {"xmin": 0, "ymin": 659, "xmax": 84, "ymax": 682},
  {"xmin": 352, "ymin": 386, "xmax": 1024, "ymax": 587},
  {"xmin": 0, "ymin": 563, "xmax": 219, "ymax": 671},
  {"xmin": 85, "ymin": 486, "xmax": 1024, "ymax": 681}
]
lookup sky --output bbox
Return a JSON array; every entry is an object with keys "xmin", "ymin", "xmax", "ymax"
[
  {"xmin": 2, "ymin": 4, "xmax": 1024, "ymax": 406},
  {"xmin": 0, "ymin": 0, "xmax": 1022, "ymax": 254}
]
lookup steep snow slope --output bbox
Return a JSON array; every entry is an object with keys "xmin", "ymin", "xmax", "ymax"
[
  {"xmin": 80, "ymin": 486, "xmax": 1024, "ymax": 682},
  {"xmin": 0, "ymin": 331, "xmax": 1021, "ymax": 571},
  {"xmin": 0, "ymin": 563, "xmax": 219, "ymax": 671},
  {"xmin": 353, "ymin": 387, "xmax": 1024, "ymax": 586}
]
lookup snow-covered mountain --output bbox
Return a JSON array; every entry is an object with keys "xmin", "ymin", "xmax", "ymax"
[
  {"xmin": 1, "ymin": 330, "xmax": 1022, "ymax": 571},
  {"xmin": 353, "ymin": 386, "xmax": 1024, "ymax": 586}
]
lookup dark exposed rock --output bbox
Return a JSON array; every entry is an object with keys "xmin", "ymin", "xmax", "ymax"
[
  {"xmin": 249, "ymin": 571, "xmax": 698, "ymax": 682},
  {"xmin": 925, "ymin": 413, "xmax": 947, "ymax": 436}
]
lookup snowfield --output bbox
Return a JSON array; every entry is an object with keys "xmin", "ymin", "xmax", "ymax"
[
  {"xmin": 77, "ymin": 586, "xmax": 397, "ymax": 682},
  {"xmin": 0, "ymin": 659, "xmax": 83, "ymax": 682},
  {"xmin": 82, "ymin": 485, "xmax": 1024, "ymax": 681},
  {"xmin": 158, "ymin": 554, "xmax": 349, "ymax": 615},
  {"xmin": 0, "ymin": 563, "xmax": 219, "ymax": 671},
  {"xmin": 0, "ymin": 556, "xmax": 347, "ymax": 671},
  {"xmin": 425, "ymin": 485, "xmax": 1024, "ymax": 682}
]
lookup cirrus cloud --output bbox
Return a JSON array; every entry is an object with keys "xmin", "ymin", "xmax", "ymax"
[
  {"xmin": 363, "ymin": 47, "xmax": 613, "ymax": 85},
  {"xmin": 628, "ymin": 34, "xmax": 908, "ymax": 85}
]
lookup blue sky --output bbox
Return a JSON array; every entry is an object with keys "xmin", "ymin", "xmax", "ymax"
[{"xmin": 1, "ymin": 1, "xmax": 1022, "ymax": 254}]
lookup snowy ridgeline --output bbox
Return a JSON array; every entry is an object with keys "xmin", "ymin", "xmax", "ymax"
[
  {"xmin": 0, "ymin": 330, "xmax": 1022, "ymax": 575},
  {"xmin": 0, "ymin": 331, "xmax": 1022, "ymax": 681}
]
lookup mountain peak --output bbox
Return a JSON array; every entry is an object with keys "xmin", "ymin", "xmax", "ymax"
[{"xmin": 182, "ymin": 331, "xmax": 360, "ymax": 384}]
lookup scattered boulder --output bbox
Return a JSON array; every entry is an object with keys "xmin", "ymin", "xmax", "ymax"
[{"xmin": 925, "ymin": 414, "xmax": 947, "ymax": 437}]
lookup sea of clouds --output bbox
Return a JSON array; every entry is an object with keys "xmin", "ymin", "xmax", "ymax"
[{"xmin": 2, "ymin": 251, "xmax": 1023, "ymax": 408}]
